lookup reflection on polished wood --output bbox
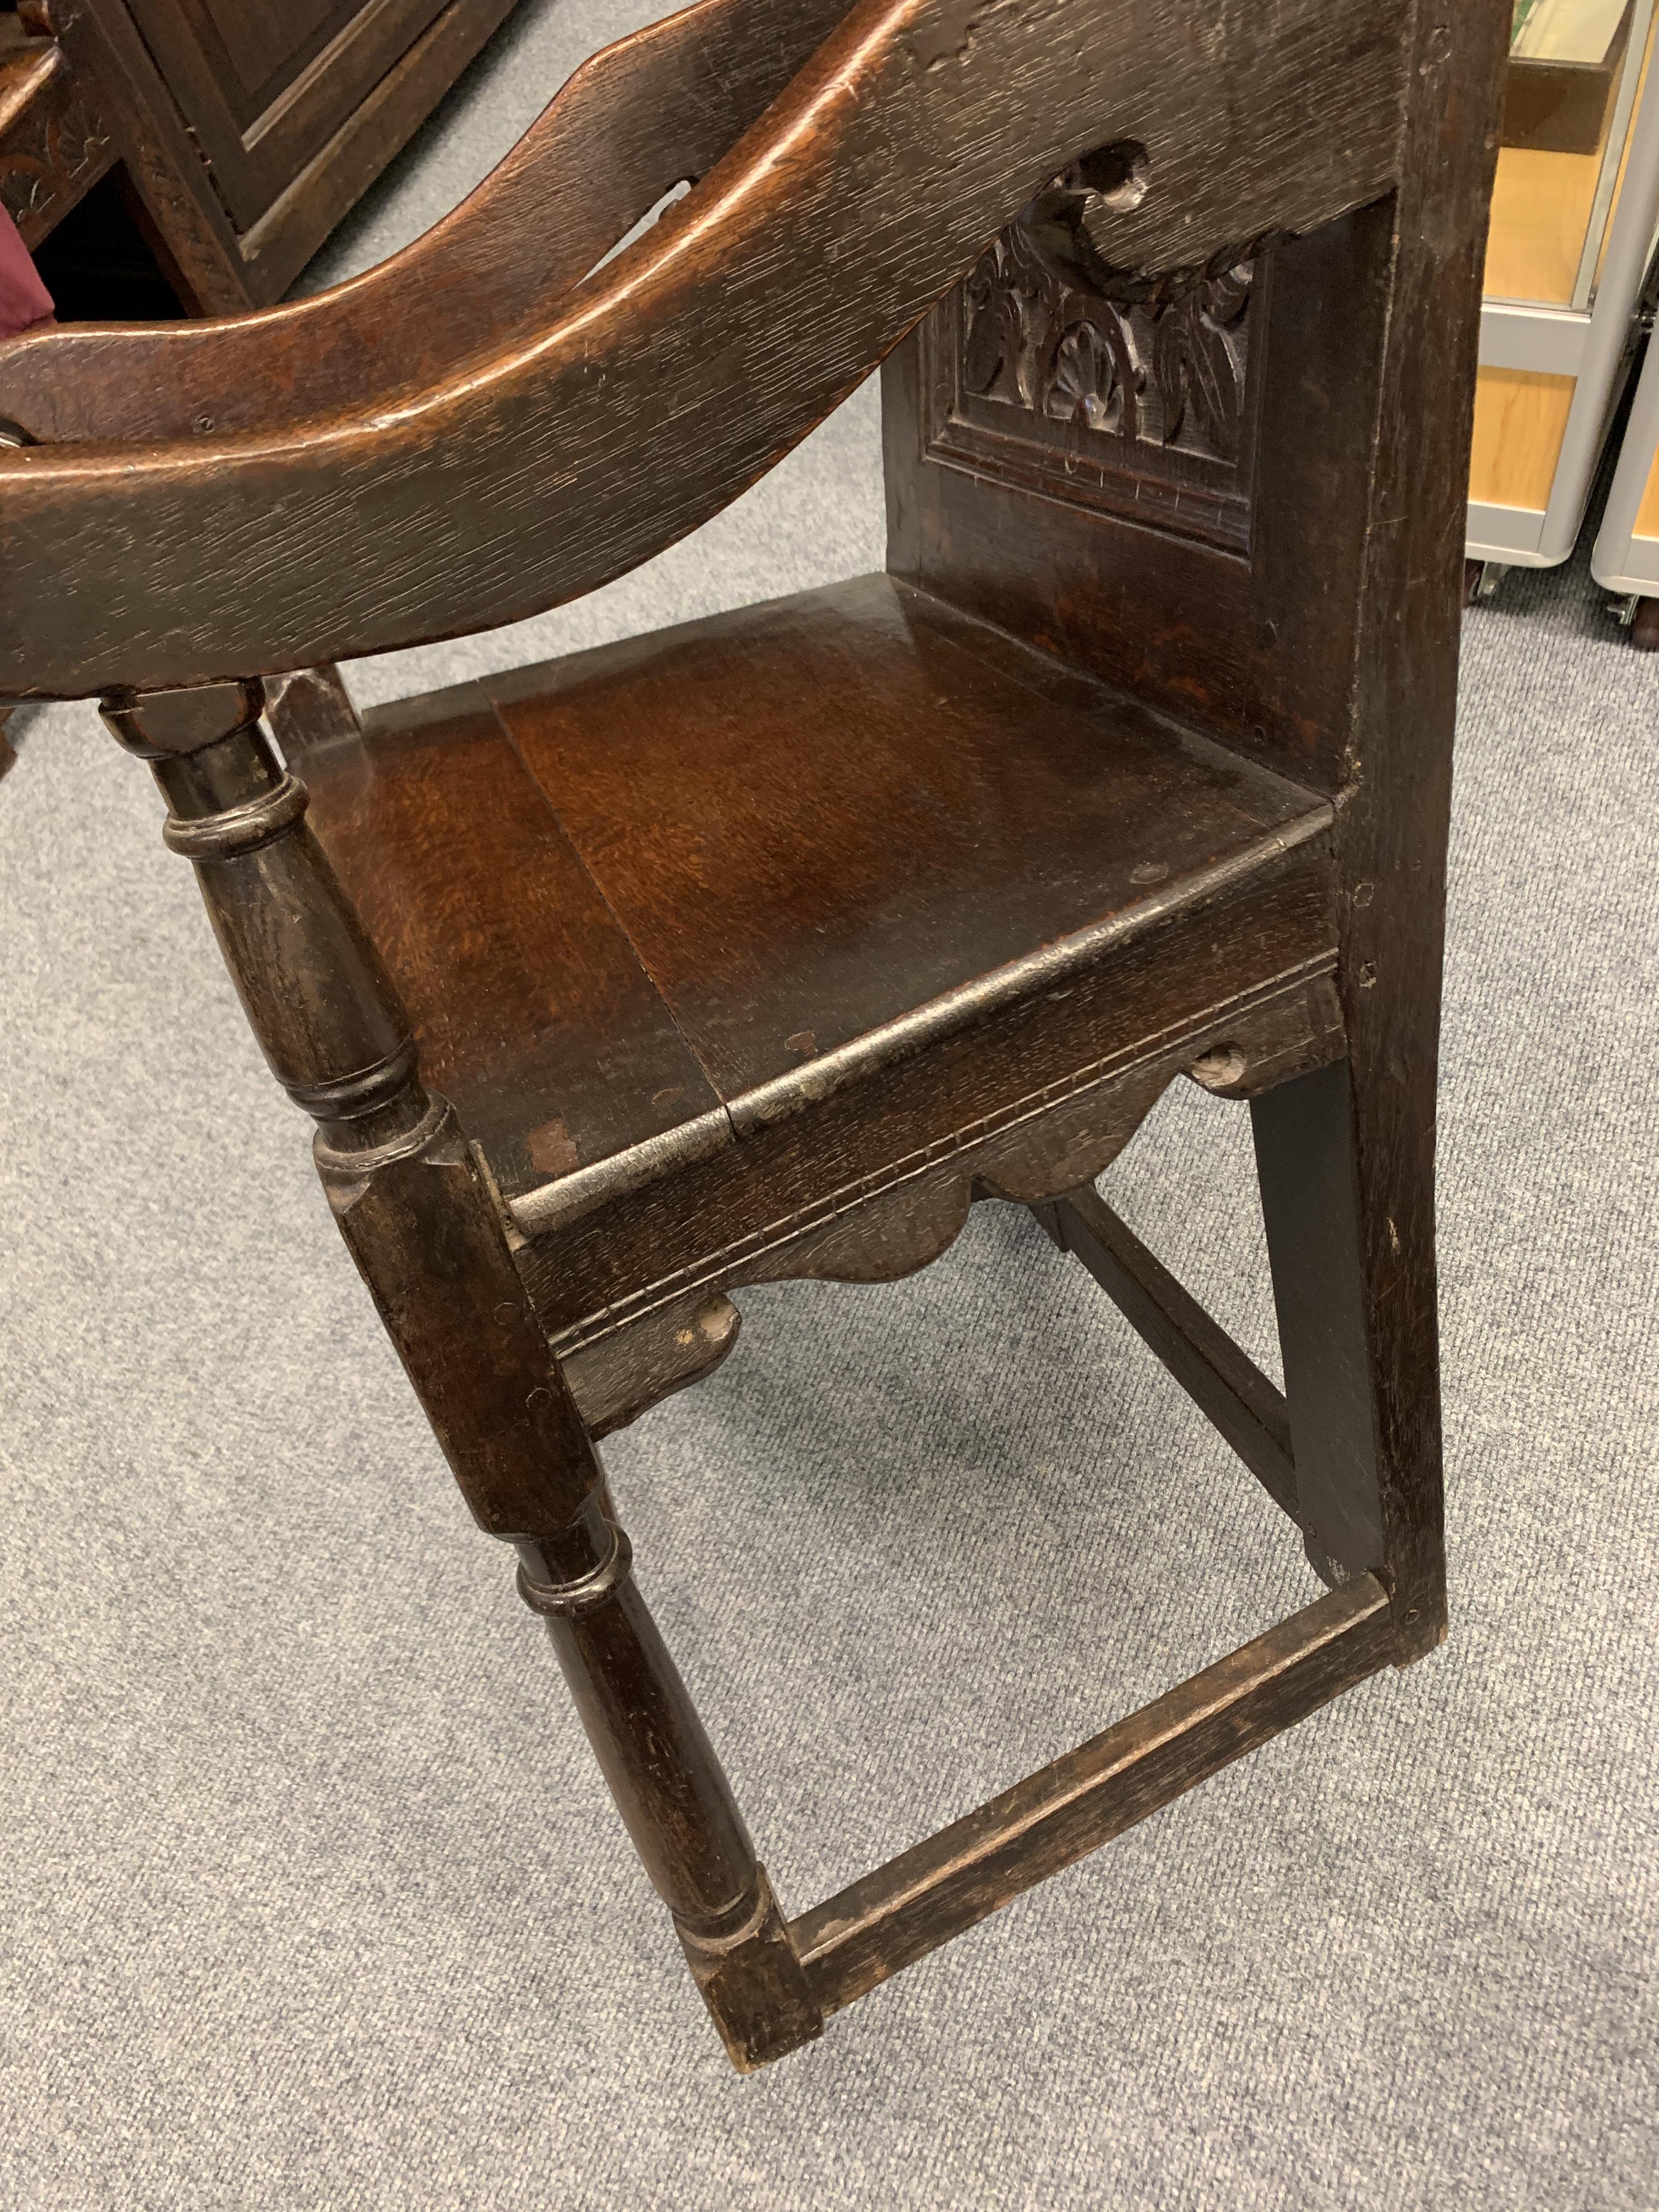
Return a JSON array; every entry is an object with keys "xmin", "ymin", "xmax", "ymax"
[{"xmin": 1469, "ymin": 365, "xmax": 1577, "ymax": 509}]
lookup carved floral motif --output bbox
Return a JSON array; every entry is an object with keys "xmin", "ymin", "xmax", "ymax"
[
  {"xmin": 0, "ymin": 64, "xmax": 112, "ymax": 246},
  {"xmin": 961, "ymin": 186, "xmax": 1259, "ymax": 466}
]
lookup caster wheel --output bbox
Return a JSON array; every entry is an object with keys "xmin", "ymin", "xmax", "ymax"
[
  {"xmin": 1629, "ymin": 597, "xmax": 1659, "ymax": 652},
  {"xmin": 1464, "ymin": 560, "xmax": 1508, "ymax": 608}
]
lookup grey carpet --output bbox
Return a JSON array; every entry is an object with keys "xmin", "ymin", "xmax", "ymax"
[{"xmin": 3, "ymin": 7, "xmax": 1656, "ymax": 2205}]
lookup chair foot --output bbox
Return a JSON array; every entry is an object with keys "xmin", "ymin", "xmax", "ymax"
[{"xmin": 677, "ymin": 1866, "xmax": 823, "ymax": 2071}]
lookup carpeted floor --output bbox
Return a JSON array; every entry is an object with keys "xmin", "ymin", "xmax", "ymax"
[{"xmin": 2, "ymin": 7, "xmax": 1656, "ymax": 2206}]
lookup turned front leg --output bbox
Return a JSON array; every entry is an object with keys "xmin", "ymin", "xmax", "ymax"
[
  {"xmin": 100, "ymin": 678, "xmax": 821, "ymax": 2070},
  {"xmin": 518, "ymin": 1497, "xmax": 820, "ymax": 2066}
]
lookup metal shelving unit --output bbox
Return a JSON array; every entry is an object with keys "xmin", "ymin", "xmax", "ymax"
[
  {"xmin": 1468, "ymin": 0, "xmax": 1659, "ymax": 580},
  {"xmin": 1589, "ymin": 295, "xmax": 1659, "ymax": 627}
]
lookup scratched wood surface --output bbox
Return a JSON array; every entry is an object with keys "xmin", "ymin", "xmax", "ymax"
[
  {"xmin": 1322, "ymin": 0, "xmax": 1512, "ymax": 1656},
  {"xmin": 294, "ymin": 682, "xmax": 730, "ymax": 1190},
  {"xmin": 793, "ymin": 1576, "xmax": 1395, "ymax": 2015},
  {"xmin": 882, "ymin": 0, "xmax": 1512, "ymax": 1640},
  {"xmin": 291, "ymin": 577, "xmax": 1333, "ymax": 1199},
  {"xmin": 287, "ymin": 574, "xmax": 1341, "ymax": 1439}
]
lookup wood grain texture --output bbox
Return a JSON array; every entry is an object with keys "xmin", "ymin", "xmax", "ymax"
[
  {"xmin": 1251, "ymin": 1060, "xmax": 1385, "ymax": 1582},
  {"xmin": 934, "ymin": 246, "xmax": 1260, "ymax": 556},
  {"xmin": 1329, "ymin": 0, "xmax": 1511, "ymax": 1660},
  {"xmin": 63, "ymin": 0, "xmax": 1505, "ymax": 2073},
  {"xmin": 887, "ymin": 2, "xmax": 1505, "ymax": 1658},
  {"xmin": 1468, "ymin": 364, "xmax": 1575, "ymax": 512},
  {"xmin": 675, "ymin": 1866, "xmax": 823, "ymax": 2073},
  {"xmin": 490, "ymin": 574, "xmax": 1333, "ymax": 1111},
  {"xmin": 103, "ymin": 687, "xmax": 607, "ymax": 1543},
  {"xmin": 0, "ymin": 0, "xmax": 1409, "ymax": 694},
  {"xmin": 0, "ymin": 34, "xmax": 114, "ymax": 248},
  {"xmin": 1483, "ymin": 139, "xmax": 1604, "ymax": 306},
  {"xmin": 323, "ymin": 1111, "xmax": 607, "ymax": 1539},
  {"xmin": 48, "ymin": 0, "xmax": 254, "ymax": 313},
  {"xmin": 111, "ymin": 680, "xmax": 814, "ymax": 2072},
  {"xmin": 228, "ymin": 0, "xmax": 524, "ymax": 298},
  {"xmin": 521, "ymin": 1501, "xmax": 761, "ymax": 1916},
  {"xmin": 230, "ymin": 576, "xmax": 1346, "ymax": 1443},
  {"xmin": 120, "ymin": 0, "xmax": 456, "ymax": 230},
  {"xmin": 266, "ymin": 661, "xmax": 364, "ymax": 756},
  {"xmin": 889, "ymin": 28, "xmax": 1493, "ymax": 804},
  {"xmin": 37, "ymin": 0, "xmax": 524, "ymax": 316},
  {"xmin": 14, "ymin": 0, "xmax": 523, "ymax": 320},
  {"xmin": 793, "ymin": 1575, "xmax": 1394, "ymax": 2016},
  {"xmin": 521, "ymin": 1491, "xmax": 822, "ymax": 2070},
  {"xmin": 888, "ymin": 207, "xmax": 1408, "ymax": 797},
  {"xmin": 528, "ymin": 888, "xmax": 1341, "ymax": 1436}
]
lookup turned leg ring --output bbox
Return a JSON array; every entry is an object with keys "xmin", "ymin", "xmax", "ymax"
[{"xmin": 516, "ymin": 1523, "xmax": 634, "ymax": 1617}]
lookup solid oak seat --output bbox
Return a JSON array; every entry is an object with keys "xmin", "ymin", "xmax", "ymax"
[{"xmin": 297, "ymin": 575, "xmax": 1340, "ymax": 1430}]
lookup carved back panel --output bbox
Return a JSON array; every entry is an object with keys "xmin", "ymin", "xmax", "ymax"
[
  {"xmin": 885, "ymin": 185, "xmax": 1421, "ymax": 802},
  {"xmin": 929, "ymin": 199, "xmax": 1266, "ymax": 558}
]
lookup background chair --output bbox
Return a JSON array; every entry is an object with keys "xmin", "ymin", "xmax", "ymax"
[{"xmin": 0, "ymin": 0, "xmax": 1511, "ymax": 2070}]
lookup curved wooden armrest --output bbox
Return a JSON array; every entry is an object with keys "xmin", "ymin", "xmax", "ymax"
[
  {"xmin": 0, "ymin": 0, "xmax": 855, "ymax": 445},
  {"xmin": 0, "ymin": 0, "xmax": 1412, "ymax": 699}
]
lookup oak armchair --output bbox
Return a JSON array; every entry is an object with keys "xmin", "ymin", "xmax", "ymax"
[{"xmin": 0, "ymin": 0, "xmax": 1510, "ymax": 2070}]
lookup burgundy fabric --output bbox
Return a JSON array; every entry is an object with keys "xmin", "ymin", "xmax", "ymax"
[{"xmin": 0, "ymin": 206, "xmax": 54, "ymax": 340}]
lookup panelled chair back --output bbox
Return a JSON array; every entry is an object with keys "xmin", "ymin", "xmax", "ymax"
[{"xmin": 0, "ymin": 0, "xmax": 1510, "ymax": 2070}]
